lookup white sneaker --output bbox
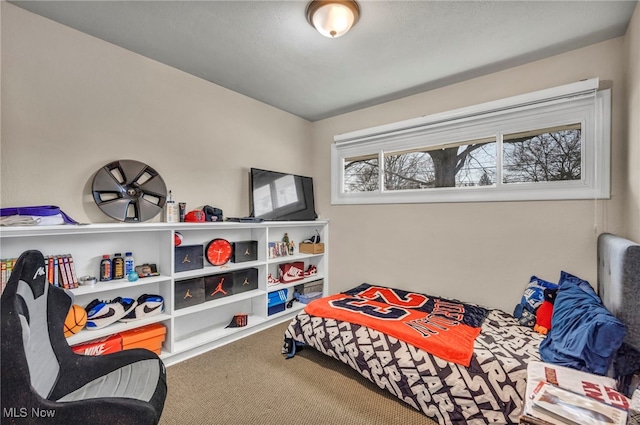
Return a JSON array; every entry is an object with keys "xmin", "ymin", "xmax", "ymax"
[
  {"xmin": 85, "ymin": 297, "xmax": 137, "ymax": 330},
  {"xmin": 120, "ymin": 294, "xmax": 164, "ymax": 322}
]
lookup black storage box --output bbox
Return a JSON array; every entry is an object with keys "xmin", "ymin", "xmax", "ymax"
[
  {"xmin": 204, "ymin": 273, "xmax": 234, "ymax": 301},
  {"xmin": 174, "ymin": 244, "xmax": 204, "ymax": 272},
  {"xmin": 231, "ymin": 240, "xmax": 258, "ymax": 263},
  {"xmin": 232, "ymin": 268, "xmax": 259, "ymax": 294},
  {"xmin": 174, "ymin": 277, "xmax": 205, "ymax": 309}
]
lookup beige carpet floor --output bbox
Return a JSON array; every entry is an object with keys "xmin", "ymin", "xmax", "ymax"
[{"xmin": 159, "ymin": 321, "xmax": 438, "ymax": 425}]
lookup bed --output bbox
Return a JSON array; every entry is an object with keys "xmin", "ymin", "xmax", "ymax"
[{"xmin": 283, "ymin": 233, "xmax": 640, "ymax": 425}]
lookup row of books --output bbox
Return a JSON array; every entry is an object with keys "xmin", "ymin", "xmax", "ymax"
[
  {"xmin": 0, "ymin": 254, "xmax": 80, "ymax": 293},
  {"xmin": 0, "ymin": 258, "xmax": 17, "ymax": 294}
]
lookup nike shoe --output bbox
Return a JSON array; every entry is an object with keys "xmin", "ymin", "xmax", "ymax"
[
  {"xmin": 85, "ymin": 297, "xmax": 137, "ymax": 330},
  {"xmin": 304, "ymin": 265, "xmax": 318, "ymax": 277},
  {"xmin": 120, "ymin": 294, "xmax": 164, "ymax": 322},
  {"xmin": 267, "ymin": 273, "xmax": 280, "ymax": 286}
]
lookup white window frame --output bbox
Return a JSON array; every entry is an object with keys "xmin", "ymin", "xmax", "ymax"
[{"xmin": 331, "ymin": 78, "xmax": 611, "ymax": 205}]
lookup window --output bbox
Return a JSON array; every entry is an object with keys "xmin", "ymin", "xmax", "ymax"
[
  {"xmin": 382, "ymin": 136, "xmax": 497, "ymax": 191},
  {"xmin": 344, "ymin": 154, "xmax": 379, "ymax": 192},
  {"xmin": 331, "ymin": 79, "xmax": 610, "ymax": 204},
  {"xmin": 502, "ymin": 124, "xmax": 581, "ymax": 184}
]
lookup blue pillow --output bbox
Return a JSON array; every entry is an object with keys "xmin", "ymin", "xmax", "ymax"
[
  {"xmin": 539, "ymin": 274, "xmax": 626, "ymax": 375},
  {"xmin": 558, "ymin": 270, "xmax": 594, "ymax": 293},
  {"xmin": 514, "ymin": 275, "xmax": 559, "ymax": 320}
]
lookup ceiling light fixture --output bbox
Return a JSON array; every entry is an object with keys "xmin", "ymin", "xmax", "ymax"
[{"xmin": 306, "ymin": 0, "xmax": 360, "ymax": 38}]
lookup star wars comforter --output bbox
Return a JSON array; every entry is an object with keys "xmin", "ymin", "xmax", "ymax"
[{"xmin": 284, "ymin": 284, "xmax": 545, "ymax": 425}]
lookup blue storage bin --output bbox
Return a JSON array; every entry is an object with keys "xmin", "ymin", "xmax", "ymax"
[
  {"xmin": 295, "ymin": 291, "xmax": 322, "ymax": 304},
  {"xmin": 268, "ymin": 289, "xmax": 288, "ymax": 316}
]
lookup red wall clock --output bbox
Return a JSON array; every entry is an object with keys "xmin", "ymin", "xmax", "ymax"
[{"xmin": 205, "ymin": 238, "xmax": 233, "ymax": 266}]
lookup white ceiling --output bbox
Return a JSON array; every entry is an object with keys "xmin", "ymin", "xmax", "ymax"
[{"xmin": 10, "ymin": 0, "xmax": 638, "ymax": 122}]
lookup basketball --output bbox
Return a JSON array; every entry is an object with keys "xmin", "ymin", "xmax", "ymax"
[{"xmin": 64, "ymin": 304, "xmax": 87, "ymax": 338}]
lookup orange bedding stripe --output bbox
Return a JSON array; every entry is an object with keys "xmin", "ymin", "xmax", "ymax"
[{"xmin": 304, "ymin": 286, "xmax": 484, "ymax": 367}]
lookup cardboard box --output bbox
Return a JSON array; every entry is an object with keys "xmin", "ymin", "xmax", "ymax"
[
  {"xmin": 120, "ymin": 323, "xmax": 166, "ymax": 346},
  {"xmin": 204, "ymin": 273, "xmax": 234, "ymax": 301},
  {"xmin": 299, "ymin": 243, "xmax": 324, "ymax": 254},
  {"xmin": 72, "ymin": 334, "xmax": 122, "ymax": 356},
  {"xmin": 232, "ymin": 268, "xmax": 259, "ymax": 294},
  {"xmin": 174, "ymin": 277, "xmax": 205, "ymax": 309},
  {"xmin": 119, "ymin": 323, "xmax": 167, "ymax": 355},
  {"xmin": 174, "ymin": 244, "xmax": 204, "ymax": 272},
  {"xmin": 231, "ymin": 240, "xmax": 258, "ymax": 263}
]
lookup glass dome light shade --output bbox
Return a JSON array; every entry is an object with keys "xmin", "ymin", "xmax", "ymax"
[{"xmin": 307, "ymin": 1, "xmax": 360, "ymax": 38}]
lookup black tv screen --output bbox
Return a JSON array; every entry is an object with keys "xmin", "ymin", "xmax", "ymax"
[{"xmin": 249, "ymin": 168, "xmax": 318, "ymax": 221}]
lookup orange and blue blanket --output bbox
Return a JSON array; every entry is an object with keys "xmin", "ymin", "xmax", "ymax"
[{"xmin": 304, "ymin": 283, "xmax": 489, "ymax": 367}]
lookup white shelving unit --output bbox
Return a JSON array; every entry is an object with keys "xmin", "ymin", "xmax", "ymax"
[{"xmin": 0, "ymin": 220, "xmax": 328, "ymax": 365}]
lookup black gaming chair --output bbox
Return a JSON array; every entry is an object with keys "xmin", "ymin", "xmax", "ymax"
[{"xmin": 1, "ymin": 250, "xmax": 167, "ymax": 424}]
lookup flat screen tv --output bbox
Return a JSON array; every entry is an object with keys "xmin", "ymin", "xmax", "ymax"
[{"xmin": 249, "ymin": 168, "xmax": 318, "ymax": 221}]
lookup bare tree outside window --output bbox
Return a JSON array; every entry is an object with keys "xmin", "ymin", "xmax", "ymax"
[
  {"xmin": 344, "ymin": 139, "xmax": 496, "ymax": 192},
  {"xmin": 344, "ymin": 155, "xmax": 379, "ymax": 192},
  {"xmin": 334, "ymin": 84, "xmax": 609, "ymax": 204},
  {"xmin": 502, "ymin": 124, "xmax": 581, "ymax": 184},
  {"xmin": 384, "ymin": 151, "xmax": 434, "ymax": 190},
  {"xmin": 343, "ymin": 125, "xmax": 581, "ymax": 193}
]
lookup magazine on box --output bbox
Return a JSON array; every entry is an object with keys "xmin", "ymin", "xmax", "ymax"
[
  {"xmin": 521, "ymin": 361, "xmax": 631, "ymax": 424},
  {"xmin": 531, "ymin": 382, "xmax": 627, "ymax": 425}
]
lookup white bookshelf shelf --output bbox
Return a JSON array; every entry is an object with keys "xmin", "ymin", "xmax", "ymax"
[{"xmin": 0, "ymin": 221, "xmax": 328, "ymax": 364}]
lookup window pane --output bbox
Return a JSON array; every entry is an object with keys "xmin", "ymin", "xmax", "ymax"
[
  {"xmin": 503, "ymin": 124, "xmax": 582, "ymax": 184},
  {"xmin": 384, "ymin": 150, "xmax": 433, "ymax": 190},
  {"xmin": 384, "ymin": 138, "xmax": 496, "ymax": 190},
  {"xmin": 344, "ymin": 154, "xmax": 379, "ymax": 192}
]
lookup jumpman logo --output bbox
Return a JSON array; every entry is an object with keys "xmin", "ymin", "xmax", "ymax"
[
  {"xmin": 184, "ymin": 289, "xmax": 192, "ymax": 299},
  {"xmin": 211, "ymin": 278, "xmax": 228, "ymax": 296},
  {"xmin": 182, "ymin": 254, "xmax": 191, "ymax": 264},
  {"xmin": 243, "ymin": 277, "xmax": 250, "ymax": 285}
]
